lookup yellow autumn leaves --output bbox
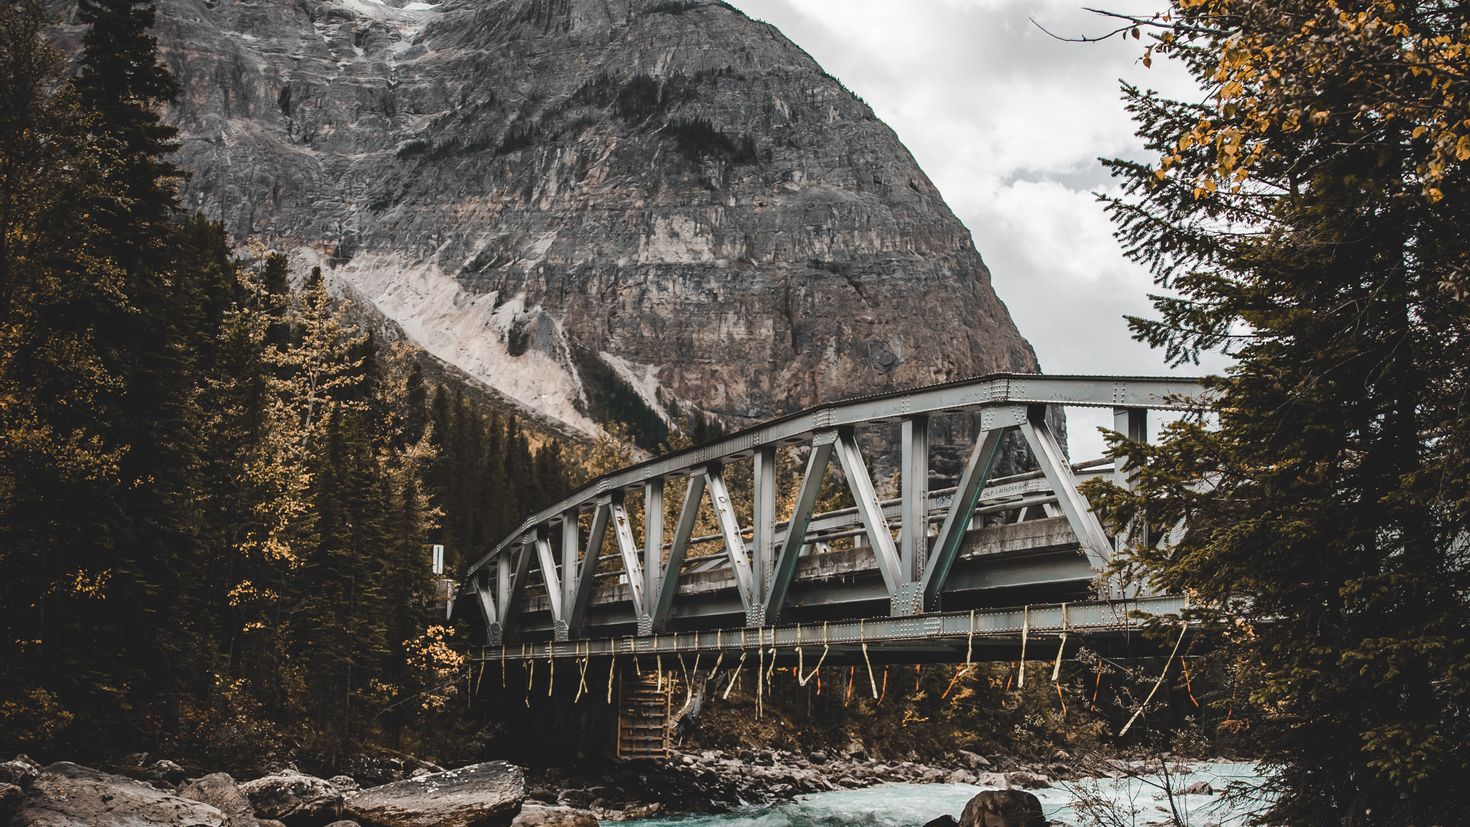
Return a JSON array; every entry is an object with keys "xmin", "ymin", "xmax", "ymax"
[{"xmin": 1144, "ymin": 0, "xmax": 1468, "ymax": 202}]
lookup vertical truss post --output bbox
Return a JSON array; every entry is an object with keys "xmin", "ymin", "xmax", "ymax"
[
  {"xmin": 495, "ymin": 552, "xmax": 512, "ymax": 634},
  {"xmin": 474, "ymin": 570, "xmax": 501, "ymax": 646},
  {"xmin": 835, "ymin": 428, "xmax": 902, "ymax": 599},
  {"xmin": 558, "ymin": 513, "xmax": 578, "ymax": 640},
  {"xmin": 1113, "ymin": 407, "xmax": 1148, "ymax": 489},
  {"xmin": 1114, "ymin": 407, "xmax": 1150, "ymax": 594},
  {"xmin": 763, "ymin": 432, "xmax": 835, "ymax": 622},
  {"xmin": 500, "ymin": 541, "xmax": 533, "ymax": 639},
  {"xmin": 566, "ymin": 500, "xmax": 610, "ymax": 635},
  {"xmin": 895, "ymin": 415, "xmax": 929, "ymax": 615},
  {"xmin": 652, "ymin": 471, "xmax": 705, "ymax": 632},
  {"xmin": 533, "ymin": 525, "xmax": 563, "ymax": 627},
  {"xmin": 609, "ymin": 492, "xmax": 646, "ymax": 619},
  {"xmin": 638, "ymin": 480, "xmax": 664, "ymax": 635},
  {"xmin": 921, "ymin": 421, "xmax": 1011, "ymax": 609},
  {"xmin": 750, "ymin": 446, "xmax": 777, "ymax": 625},
  {"xmin": 1019, "ymin": 405, "xmax": 1114, "ymax": 573},
  {"xmin": 705, "ymin": 463, "xmax": 756, "ymax": 617}
]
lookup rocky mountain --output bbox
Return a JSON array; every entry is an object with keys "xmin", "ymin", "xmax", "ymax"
[{"xmin": 57, "ymin": 0, "xmax": 1044, "ymax": 445}]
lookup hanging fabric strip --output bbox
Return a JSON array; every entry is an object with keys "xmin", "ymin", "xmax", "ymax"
[
  {"xmin": 861, "ymin": 620, "xmax": 879, "ymax": 699},
  {"xmin": 575, "ymin": 645, "xmax": 590, "ymax": 703},
  {"xmin": 723, "ymin": 651, "xmax": 747, "ymax": 700},
  {"xmin": 797, "ymin": 644, "xmax": 828, "ymax": 686},
  {"xmin": 1119, "ymin": 622, "xmax": 1190, "ymax": 736},
  {"xmin": 1018, "ymin": 605, "xmax": 1029, "ymax": 689},
  {"xmin": 966, "ymin": 609, "xmax": 975, "ymax": 666},
  {"xmin": 1052, "ymin": 603, "xmax": 1069, "ymax": 683}
]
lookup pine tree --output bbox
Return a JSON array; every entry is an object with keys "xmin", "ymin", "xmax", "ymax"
[
  {"xmin": 74, "ymin": 0, "xmax": 180, "ymax": 240},
  {"xmin": 1089, "ymin": 2, "xmax": 1470, "ymax": 823},
  {"xmin": 0, "ymin": 0, "xmax": 131, "ymax": 750}
]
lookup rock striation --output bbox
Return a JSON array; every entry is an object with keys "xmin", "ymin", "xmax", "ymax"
[
  {"xmin": 343, "ymin": 761, "xmax": 526, "ymax": 827},
  {"xmin": 238, "ymin": 770, "xmax": 344, "ymax": 826},
  {"xmin": 52, "ymin": 0, "xmax": 1045, "ymax": 443},
  {"xmin": 12, "ymin": 762, "xmax": 228, "ymax": 827}
]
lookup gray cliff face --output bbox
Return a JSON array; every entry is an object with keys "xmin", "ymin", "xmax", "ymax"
[{"xmin": 71, "ymin": 0, "xmax": 1044, "ymax": 438}]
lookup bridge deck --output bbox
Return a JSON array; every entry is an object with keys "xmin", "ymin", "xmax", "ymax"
[{"xmin": 476, "ymin": 595, "xmax": 1187, "ymax": 665}]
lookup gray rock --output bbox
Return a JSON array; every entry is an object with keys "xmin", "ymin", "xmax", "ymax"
[
  {"xmin": 1002, "ymin": 771, "xmax": 1052, "ymax": 790},
  {"xmin": 147, "ymin": 760, "xmax": 190, "ymax": 785},
  {"xmin": 556, "ymin": 789, "xmax": 594, "ymax": 809},
  {"xmin": 956, "ymin": 750, "xmax": 992, "ymax": 770},
  {"xmin": 946, "ymin": 769, "xmax": 978, "ymax": 785},
  {"xmin": 1, "ymin": 782, "xmax": 23, "ymax": 820},
  {"xmin": 0, "ymin": 756, "xmax": 41, "ymax": 787},
  {"xmin": 958, "ymin": 789, "xmax": 1046, "ymax": 827},
  {"xmin": 328, "ymin": 776, "xmax": 361, "ymax": 793},
  {"xmin": 49, "ymin": 0, "xmax": 1047, "ymax": 454},
  {"xmin": 13, "ymin": 762, "xmax": 227, "ymax": 827},
  {"xmin": 179, "ymin": 773, "xmax": 258, "ymax": 827},
  {"xmin": 257, "ymin": 821, "xmax": 288, "ymax": 827},
  {"xmin": 511, "ymin": 803, "xmax": 599, "ymax": 827},
  {"xmin": 239, "ymin": 771, "xmax": 343, "ymax": 826},
  {"xmin": 323, "ymin": 822, "xmax": 361, "ymax": 827},
  {"xmin": 973, "ymin": 772, "xmax": 1011, "ymax": 790},
  {"xmin": 1179, "ymin": 780, "xmax": 1216, "ymax": 795},
  {"xmin": 344, "ymin": 761, "xmax": 525, "ymax": 827}
]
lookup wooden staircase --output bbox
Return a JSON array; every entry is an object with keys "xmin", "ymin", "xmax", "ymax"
[{"xmin": 616, "ymin": 672, "xmax": 672, "ymax": 760}]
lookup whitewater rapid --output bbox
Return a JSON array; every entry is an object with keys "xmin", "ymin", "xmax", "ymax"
[{"xmin": 623, "ymin": 761, "xmax": 1267, "ymax": 827}]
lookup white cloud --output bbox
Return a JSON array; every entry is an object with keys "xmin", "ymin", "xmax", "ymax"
[{"xmin": 727, "ymin": 0, "xmax": 1227, "ymax": 457}]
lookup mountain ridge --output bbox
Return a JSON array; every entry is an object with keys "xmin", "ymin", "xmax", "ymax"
[{"xmin": 52, "ymin": 0, "xmax": 1045, "ymax": 445}]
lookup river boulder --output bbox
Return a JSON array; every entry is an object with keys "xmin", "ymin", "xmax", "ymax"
[
  {"xmin": 1, "ymin": 782, "xmax": 24, "ymax": 820},
  {"xmin": 239, "ymin": 770, "xmax": 344, "ymax": 826},
  {"xmin": 12, "ymin": 762, "xmax": 228, "ymax": 826},
  {"xmin": 179, "ymin": 773, "xmax": 259, "ymax": 827},
  {"xmin": 344, "ymin": 761, "xmax": 525, "ymax": 827},
  {"xmin": 510, "ymin": 803, "xmax": 598, "ymax": 827},
  {"xmin": 1, "ymin": 756, "xmax": 42, "ymax": 787},
  {"xmin": 958, "ymin": 789, "xmax": 1046, "ymax": 827}
]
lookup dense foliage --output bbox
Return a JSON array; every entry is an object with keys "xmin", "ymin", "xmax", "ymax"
[
  {"xmin": 1089, "ymin": 1, "xmax": 1469, "ymax": 823},
  {"xmin": 0, "ymin": 0, "xmax": 573, "ymax": 766}
]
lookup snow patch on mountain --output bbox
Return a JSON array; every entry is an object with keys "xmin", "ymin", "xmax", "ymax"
[{"xmin": 315, "ymin": 250, "xmax": 600, "ymax": 437}]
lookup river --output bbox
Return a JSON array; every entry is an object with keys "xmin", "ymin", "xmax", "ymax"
[{"xmin": 623, "ymin": 761, "xmax": 1267, "ymax": 827}]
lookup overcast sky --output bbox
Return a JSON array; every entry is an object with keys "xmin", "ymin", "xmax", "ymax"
[{"xmin": 726, "ymin": 0, "xmax": 1229, "ymax": 458}]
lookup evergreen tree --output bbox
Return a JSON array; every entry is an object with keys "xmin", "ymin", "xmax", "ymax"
[
  {"xmin": 1090, "ymin": 2, "xmax": 1470, "ymax": 823},
  {"xmin": 74, "ymin": 0, "xmax": 180, "ymax": 239},
  {"xmin": 0, "ymin": 0, "xmax": 131, "ymax": 750}
]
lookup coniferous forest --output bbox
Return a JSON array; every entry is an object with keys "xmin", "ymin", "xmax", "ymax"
[{"xmin": 0, "ymin": 0, "xmax": 574, "ymax": 765}]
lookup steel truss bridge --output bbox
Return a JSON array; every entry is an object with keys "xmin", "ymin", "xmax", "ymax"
[{"xmin": 453, "ymin": 374, "xmax": 1207, "ymax": 667}]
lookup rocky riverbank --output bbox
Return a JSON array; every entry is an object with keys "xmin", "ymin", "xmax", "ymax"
[{"xmin": 0, "ymin": 747, "xmax": 1224, "ymax": 827}]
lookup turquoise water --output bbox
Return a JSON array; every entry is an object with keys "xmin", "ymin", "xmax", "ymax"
[{"xmin": 622, "ymin": 762, "xmax": 1267, "ymax": 827}]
